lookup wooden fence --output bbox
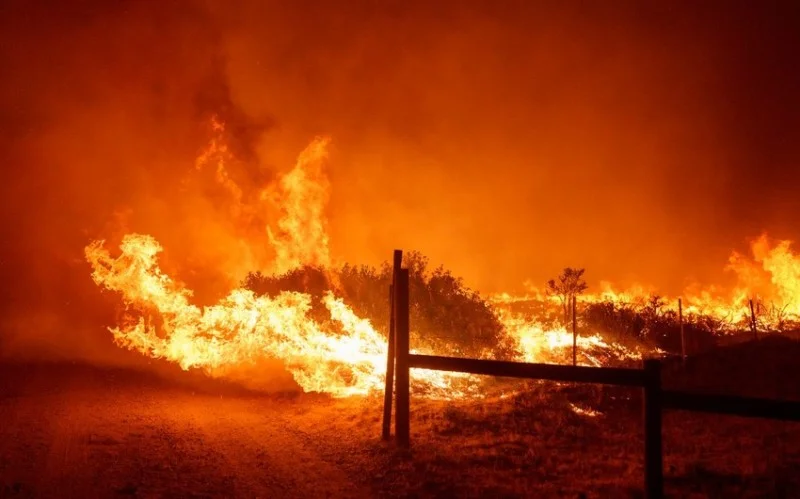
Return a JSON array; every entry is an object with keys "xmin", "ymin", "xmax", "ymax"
[{"xmin": 381, "ymin": 250, "xmax": 800, "ymax": 499}]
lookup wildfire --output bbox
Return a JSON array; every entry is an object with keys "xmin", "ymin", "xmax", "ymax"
[
  {"xmin": 86, "ymin": 133, "xmax": 384, "ymax": 397},
  {"xmin": 493, "ymin": 234, "xmax": 800, "ymax": 334},
  {"xmin": 85, "ymin": 119, "xmax": 800, "ymax": 399},
  {"xmin": 86, "ymin": 233, "xmax": 384, "ymax": 397},
  {"xmin": 86, "ymin": 233, "xmax": 492, "ymax": 398},
  {"xmin": 86, "ymin": 134, "xmax": 484, "ymax": 398}
]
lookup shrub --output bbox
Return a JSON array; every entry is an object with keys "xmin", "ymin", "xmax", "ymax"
[
  {"xmin": 242, "ymin": 251, "xmax": 517, "ymax": 360},
  {"xmin": 582, "ymin": 298, "xmax": 718, "ymax": 354}
]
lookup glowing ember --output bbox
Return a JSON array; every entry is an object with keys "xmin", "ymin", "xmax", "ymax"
[{"xmin": 569, "ymin": 403, "xmax": 602, "ymax": 418}]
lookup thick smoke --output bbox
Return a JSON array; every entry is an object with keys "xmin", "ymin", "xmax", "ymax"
[
  {"xmin": 211, "ymin": 1, "xmax": 800, "ymax": 290},
  {"xmin": 0, "ymin": 1, "xmax": 274, "ymax": 362},
  {"xmin": 0, "ymin": 1, "xmax": 798, "ymax": 362}
]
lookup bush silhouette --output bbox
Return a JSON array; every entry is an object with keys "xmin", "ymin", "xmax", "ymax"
[
  {"xmin": 582, "ymin": 298, "xmax": 718, "ymax": 354},
  {"xmin": 243, "ymin": 251, "xmax": 517, "ymax": 360}
]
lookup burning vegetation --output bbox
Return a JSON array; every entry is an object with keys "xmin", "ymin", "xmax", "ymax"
[
  {"xmin": 2, "ymin": 3, "xmax": 799, "ymax": 496},
  {"xmin": 84, "ymin": 120, "xmax": 800, "ymax": 399}
]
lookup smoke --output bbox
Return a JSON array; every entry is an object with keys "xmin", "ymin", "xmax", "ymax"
[
  {"xmin": 211, "ymin": 1, "xmax": 800, "ymax": 290},
  {"xmin": 0, "ymin": 1, "xmax": 798, "ymax": 362},
  {"xmin": 0, "ymin": 0, "xmax": 272, "ymax": 361}
]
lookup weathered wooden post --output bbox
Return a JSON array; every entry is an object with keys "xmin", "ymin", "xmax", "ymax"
[
  {"xmin": 572, "ymin": 295, "xmax": 577, "ymax": 366},
  {"xmin": 749, "ymin": 299, "xmax": 758, "ymax": 341},
  {"xmin": 643, "ymin": 359, "xmax": 663, "ymax": 499},
  {"xmin": 679, "ymin": 298, "xmax": 685, "ymax": 363},
  {"xmin": 382, "ymin": 250, "xmax": 402, "ymax": 440},
  {"xmin": 382, "ymin": 284, "xmax": 396, "ymax": 440},
  {"xmin": 395, "ymin": 268, "xmax": 411, "ymax": 447}
]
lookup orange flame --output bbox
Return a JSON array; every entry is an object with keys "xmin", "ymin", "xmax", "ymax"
[
  {"xmin": 495, "ymin": 233, "xmax": 800, "ymax": 334},
  {"xmin": 85, "ymin": 119, "xmax": 800, "ymax": 399},
  {"xmin": 86, "ymin": 233, "xmax": 386, "ymax": 397},
  {"xmin": 267, "ymin": 137, "xmax": 332, "ymax": 274}
]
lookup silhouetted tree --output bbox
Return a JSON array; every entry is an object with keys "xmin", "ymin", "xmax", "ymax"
[{"xmin": 546, "ymin": 268, "xmax": 588, "ymax": 325}]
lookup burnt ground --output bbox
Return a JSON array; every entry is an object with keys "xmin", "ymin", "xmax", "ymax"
[{"xmin": 1, "ymin": 337, "xmax": 800, "ymax": 498}]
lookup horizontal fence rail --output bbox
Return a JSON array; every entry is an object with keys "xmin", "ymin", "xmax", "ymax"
[
  {"xmin": 662, "ymin": 390, "xmax": 800, "ymax": 421},
  {"xmin": 382, "ymin": 249, "xmax": 800, "ymax": 499},
  {"xmin": 409, "ymin": 354, "xmax": 647, "ymax": 387}
]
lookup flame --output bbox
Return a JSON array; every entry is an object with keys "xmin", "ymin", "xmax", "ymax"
[
  {"xmin": 85, "ymin": 118, "xmax": 800, "ymax": 400},
  {"xmin": 86, "ymin": 131, "xmax": 486, "ymax": 397},
  {"xmin": 85, "ymin": 234, "xmax": 487, "ymax": 398},
  {"xmin": 86, "ymin": 226, "xmax": 800, "ymax": 398},
  {"xmin": 569, "ymin": 403, "xmax": 601, "ymax": 418},
  {"xmin": 493, "ymin": 232, "xmax": 800, "ymax": 337},
  {"xmin": 732, "ymin": 234, "xmax": 800, "ymax": 316},
  {"xmin": 86, "ymin": 233, "xmax": 383, "ymax": 397},
  {"xmin": 189, "ymin": 118, "xmax": 331, "ymax": 279},
  {"xmin": 676, "ymin": 233, "xmax": 800, "ymax": 328},
  {"xmin": 495, "ymin": 309, "xmax": 652, "ymax": 367},
  {"xmin": 195, "ymin": 116, "xmax": 245, "ymax": 211},
  {"xmin": 267, "ymin": 137, "xmax": 332, "ymax": 274}
]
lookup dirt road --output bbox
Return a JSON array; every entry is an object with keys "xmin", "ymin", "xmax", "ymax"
[
  {"xmin": 0, "ymin": 363, "xmax": 370, "ymax": 498},
  {"xmin": 3, "ymin": 359, "xmax": 798, "ymax": 498}
]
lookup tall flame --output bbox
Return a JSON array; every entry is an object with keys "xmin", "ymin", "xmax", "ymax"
[
  {"xmin": 267, "ymin": 137, "xmax": 332, "ymax": 274},
  {"xmin": 85, "ymin": 119, "xmax": 800, "ymax": 399}
]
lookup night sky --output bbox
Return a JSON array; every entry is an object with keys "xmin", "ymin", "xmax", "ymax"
[{"xmin": 0, "ymin": 1, "xmax": 798, "ymax": 359}]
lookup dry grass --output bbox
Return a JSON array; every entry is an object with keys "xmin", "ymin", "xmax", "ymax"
[
  {"xmin": 291, "ymin": 338, "xmax": 800, "ymax": 497},
  {"xmin": 292, "ymin": 381, "xmax": 799, "ymax": 498},
  {"xmin": 1, "ymin": 337, "xmax": 799, "ymax": 498}
]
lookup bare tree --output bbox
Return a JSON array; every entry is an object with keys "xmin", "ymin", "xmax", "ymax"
[{"xmin": 546, "ymin": 268, "xmax": 588, "ymax": 325}]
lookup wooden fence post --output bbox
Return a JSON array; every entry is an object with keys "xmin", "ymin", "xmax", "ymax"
[
  {"xmin": 572, "ymin": 295, "xmax": 577, "ymax": 366},
  {"xmin": 382, "ymin": 250, "xmax": 402, "ymax": 441},
  {"xmin": 749, "ymin": 299, "xmax": 758, "ymax": 341},
  {"xmin": 643, "ymin": 359, "xmax": 663, "ymax": 499},
  {"xmin": 395, "ymin": 268, "xmax": 411, "ymax": 447},
  {"xmin": 382, "ymin": 284, "xmax": 395, "ymax": 440},
  {"xmin": 679, "ymin": 298, "xmax": 685, "ymax": 363}
]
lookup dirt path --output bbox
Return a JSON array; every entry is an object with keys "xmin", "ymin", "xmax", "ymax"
[{"xmin": 0, "ymin": 363, "xmax": 370, "ymax": 498}]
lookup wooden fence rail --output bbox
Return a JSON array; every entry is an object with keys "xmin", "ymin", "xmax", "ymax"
[
  {"xmin": 408, "ymin": 354, "xmax": 646, "ymax": 387},
  {"xmin": 662, "ymin": 390, "xmax": 800, "ymax": 421},
  {"xmin": 382, "ymin": 249, "xmax": 800, "ymax": 499}
]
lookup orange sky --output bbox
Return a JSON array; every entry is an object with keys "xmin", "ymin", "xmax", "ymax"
[{"xmin": 0, "ymin": 1, "xmax": 798, "ymax": 358}]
